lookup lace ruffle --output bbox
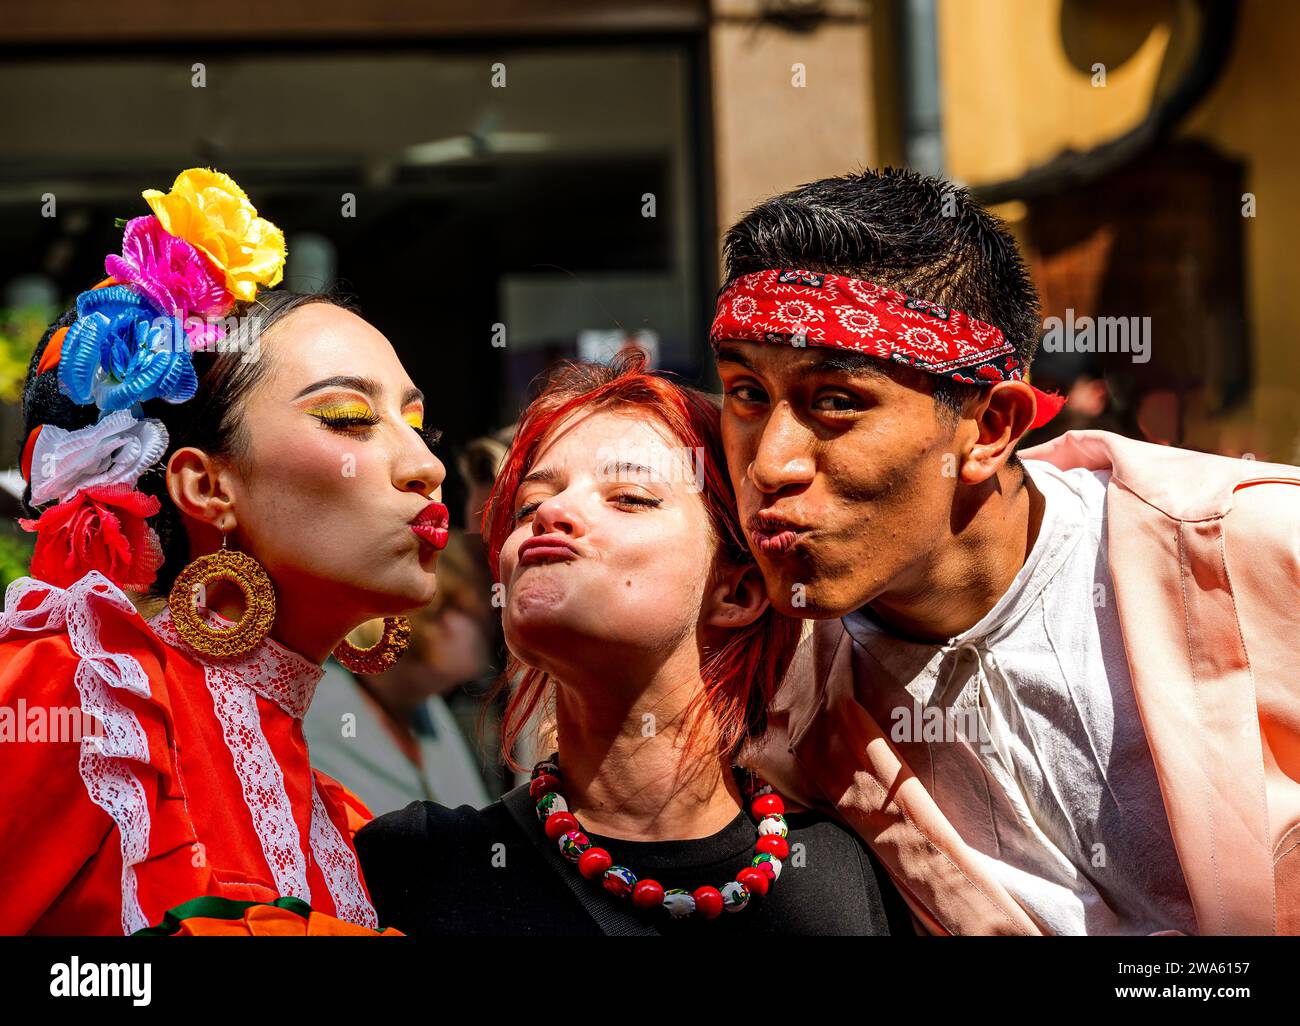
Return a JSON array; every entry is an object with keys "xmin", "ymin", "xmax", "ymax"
[
  {"xmin": 0, "ymin": 572, "xmax": 153, "ymax": 935},
  {"xmin": 148, "ymin": 605, "xmax": 324, "ymax": 718},
  {"xmin": 148, "ymin": 605, "xmax": 375, "ymax": 926},
  {"xmin": 148, "ymin": 607, "xmax": 317, "ymax": 902},
  {"xmin": 203, "ymin": 661, "xmax": 313, "ymax": 902}
]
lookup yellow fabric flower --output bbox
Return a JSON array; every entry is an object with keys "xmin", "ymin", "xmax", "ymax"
[{"xmin": 142, "ymin": 168, "xmax": 286, "ymax": 303}]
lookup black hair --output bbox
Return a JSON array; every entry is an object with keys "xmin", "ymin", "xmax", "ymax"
[
  {"xmin": 721, "ymin": 167, "xmax": 1042, "ymax": 421},
  {"xmin": 20, "ymin": 287, "xmax": 358, "ymax": 599}
]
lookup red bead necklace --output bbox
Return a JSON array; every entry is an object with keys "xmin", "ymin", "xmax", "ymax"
[{"xmin": 529, "ymin": 754, "xmax": 792, "ymax": 920}]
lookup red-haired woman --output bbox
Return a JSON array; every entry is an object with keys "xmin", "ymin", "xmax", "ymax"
[{"xmin": 355, "ymin": 353, "xmax": 910, "ymax": 935}]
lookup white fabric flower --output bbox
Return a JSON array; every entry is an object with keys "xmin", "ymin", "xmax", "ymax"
[{"xmin": 30, "ymin": 410, "xmax": 168, "ymax": 506}]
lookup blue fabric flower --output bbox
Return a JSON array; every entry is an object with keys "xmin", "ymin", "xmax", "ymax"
[{"xmin": 58, "ymin": 285, "xmax": 199, "ymax": 413}]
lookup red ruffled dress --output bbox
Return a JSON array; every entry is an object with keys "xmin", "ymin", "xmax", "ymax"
[{"xmin": 0, "ymin": 570, "xmax": 385, "ymax": 935}]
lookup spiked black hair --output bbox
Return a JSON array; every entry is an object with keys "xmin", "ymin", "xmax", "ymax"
[{"xmin": 722, "ymin": 167, "xmax": 1042, "ymax": 417}]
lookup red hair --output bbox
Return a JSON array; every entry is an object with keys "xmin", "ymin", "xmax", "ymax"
[{"xmin": 482, "ymin": 349, "xmax": 802, "ymax": 772}]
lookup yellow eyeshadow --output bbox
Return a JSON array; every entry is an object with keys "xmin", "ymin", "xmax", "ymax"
[
  {"xmin": 403, "ymin": 411, "xmax": 424, "ymax": 430},
  {"xmin": 308, "ymin": 402, "xmax": 373, "ymax": 419}
]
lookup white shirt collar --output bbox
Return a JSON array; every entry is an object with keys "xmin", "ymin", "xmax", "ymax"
[{"xmin": 843, "ymin": 458, "xmax": 1088, "ymax": 652}]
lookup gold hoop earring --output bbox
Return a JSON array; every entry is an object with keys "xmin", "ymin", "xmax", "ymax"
[
  {"xmin": 332, "ymin": 616, "xmax": 411, "ymax": 674},
  {"xmin": 167, "ymin": 533, "xmax": 276, "ymax": 658}
]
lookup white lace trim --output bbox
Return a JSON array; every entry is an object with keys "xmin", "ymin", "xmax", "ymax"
[
  {"xmin": 0, "ymin": 572, "xmax": 153, "ymax": 935},
  {"xmin": 146, "ymin": 603, "xmax": 315, "ymax": 899},
  {"xmin": 205, "ymin": 660, "xmax": 313, "ymax": 902},
  {"xmin": 147, "ymin": 605, "xmax": 316, "ymax": 902},
  {"xmin": 309, "ymin": 782, "xmax": 378, "ymax": 929},
  {"xmin": 147, "ymin": 605, "xmax": 324, "ymax": 719}
]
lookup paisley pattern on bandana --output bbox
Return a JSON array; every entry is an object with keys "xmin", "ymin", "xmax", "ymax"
[{"xmin": 710, "ymin": 268, "xmax": 1065, "ymax": 429}]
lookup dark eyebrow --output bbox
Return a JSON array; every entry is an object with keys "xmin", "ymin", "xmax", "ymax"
[
  {"xmin": 716, "ymin": 343, "xmax": 887, "ymax": 381},
  {"xmin": 293, "ymin": 375, "xmax": 378, "ymax": 400},
  {"xmin": 809, "ymin": 352, "xmax": 889, "ymax": 379},
  {"xmin": 293, "ymin": 375, "xmax": 424, "ymax": 406},
  {"xmin": 714, "ymin": 344, "xmax": 755, "ymax": 372}
]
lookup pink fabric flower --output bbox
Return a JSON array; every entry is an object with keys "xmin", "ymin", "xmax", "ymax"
[
  {"xmin": 19, "ymin": 483, "xmax": 164, "ymax": 592},
  {"xmin": 105, "ymin": 216, "xmax": 234, "ymax": 346}
]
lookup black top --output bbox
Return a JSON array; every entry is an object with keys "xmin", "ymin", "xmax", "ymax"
[{"xmin": 355, "ymin": 793, "xmax": 915, "ymax": 936}]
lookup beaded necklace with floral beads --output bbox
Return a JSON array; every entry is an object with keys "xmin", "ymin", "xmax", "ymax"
[{"xmin": 529, "ymin": 754, "xmax": 792, "ymax": 920}]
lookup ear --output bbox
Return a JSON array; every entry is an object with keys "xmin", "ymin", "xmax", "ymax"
[
  {"xmin": 166, "ymin": 446, "xmax": 239, "ymax": 533},
  {"xmin": 959, "ymin": 380, "xmax": 1037, "ymax": 485},
  {"xmin": 703, "ymin": 561, "xmax": 770, "ymax": 630}
]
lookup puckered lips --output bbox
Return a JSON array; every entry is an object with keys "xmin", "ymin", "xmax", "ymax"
[
  {"xmin": 747, "ymin": 509, "xmax": 809, "ymax": 557},
  {"xmin": 517, "ymin": 533, "xmax": 580, "ymax": 566},
  {"xmin": 410, "ymin": 501, "xmax": 449, "ymax": 550}
]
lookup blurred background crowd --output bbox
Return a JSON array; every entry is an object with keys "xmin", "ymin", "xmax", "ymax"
[{"xmin": 1, "ymin": 0, "xmax": 1295, "ymax": 810}]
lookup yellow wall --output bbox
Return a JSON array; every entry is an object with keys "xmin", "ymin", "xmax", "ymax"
[
  {"xmin": 938, "ymin": 0, "xmax": 1177, "ymax": 185},
  {"xmin": 936, "ymin": 0, "xmax": 1300, "ymax": 460},
  {"xmin": 1181, "ymin": 0, "xmax": 1300, "ymax": 459}
]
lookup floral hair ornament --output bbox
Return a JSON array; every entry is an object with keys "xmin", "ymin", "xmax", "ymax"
[
  {"xmin": 26, "ymin": 409, "xmax": 168, "ymax": 507},
  {"xmin": 105, "ymin": 216, "xmax": 233, "ymax": 348},
  {"xmin": 142, "ymin": 168, "xmax": 287, "ymax": 304},
  {"xmin": 19, "ymin": 484, "xmax": 164, "ymax": 592},
  {"xmin": 20, "ymin": 168, "xmax": 287, "ymax": 593},
  {"xmin": 59, "ymin": 285, "xmax": 200, "ymax": 412}
]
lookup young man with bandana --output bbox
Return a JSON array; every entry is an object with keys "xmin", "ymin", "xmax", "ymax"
[{"xmin": 714, "ymin": 168, "xmax": 1300, "ymax": 936}]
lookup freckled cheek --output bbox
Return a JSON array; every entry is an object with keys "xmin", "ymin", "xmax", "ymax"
[
  {"xmin": 840, "ymin": 411, "xmax": 941, "ymax": 494},
  {"xmin": 606, "ymin": 521, "xmax": 703, "ymax": 594},
  {"xmin": 253, "ymin": 428, "xmax": 384, "ymax": 501},
  {"xmin": 840, "ymin": 460, "xmax": 944, "ymax": 560}
]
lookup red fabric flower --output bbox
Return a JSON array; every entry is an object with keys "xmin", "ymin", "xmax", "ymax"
[{"xmin": 19, "ymin": 483, "xmax": 164, "ymax": 591}]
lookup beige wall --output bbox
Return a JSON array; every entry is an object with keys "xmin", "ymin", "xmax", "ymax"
[{"xmin": 710, "ymin": 0, "xmax": 875, "ymax": 265}]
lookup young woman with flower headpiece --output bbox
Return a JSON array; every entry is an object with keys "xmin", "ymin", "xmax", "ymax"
[
  {"xmin": 354, "ymin": 353, "xmax": 912, "ymax": 935},
  {"xmin": 0, "ymin": 169, "xmax": 447, "ymax": 935}
]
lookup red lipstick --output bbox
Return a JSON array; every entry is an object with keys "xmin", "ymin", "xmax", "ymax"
[
  {"xmin": 518, "ymin": 534, "xmax": 580, "ymax": 565},
  {"xmin": 410, "ymin": 501, "xmax": 449, "ymax": 550}
]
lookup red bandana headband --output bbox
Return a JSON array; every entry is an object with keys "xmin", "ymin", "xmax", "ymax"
[{"xmin": 710, "ymin": 269, "xmax": 1064, "ymax": 430}]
